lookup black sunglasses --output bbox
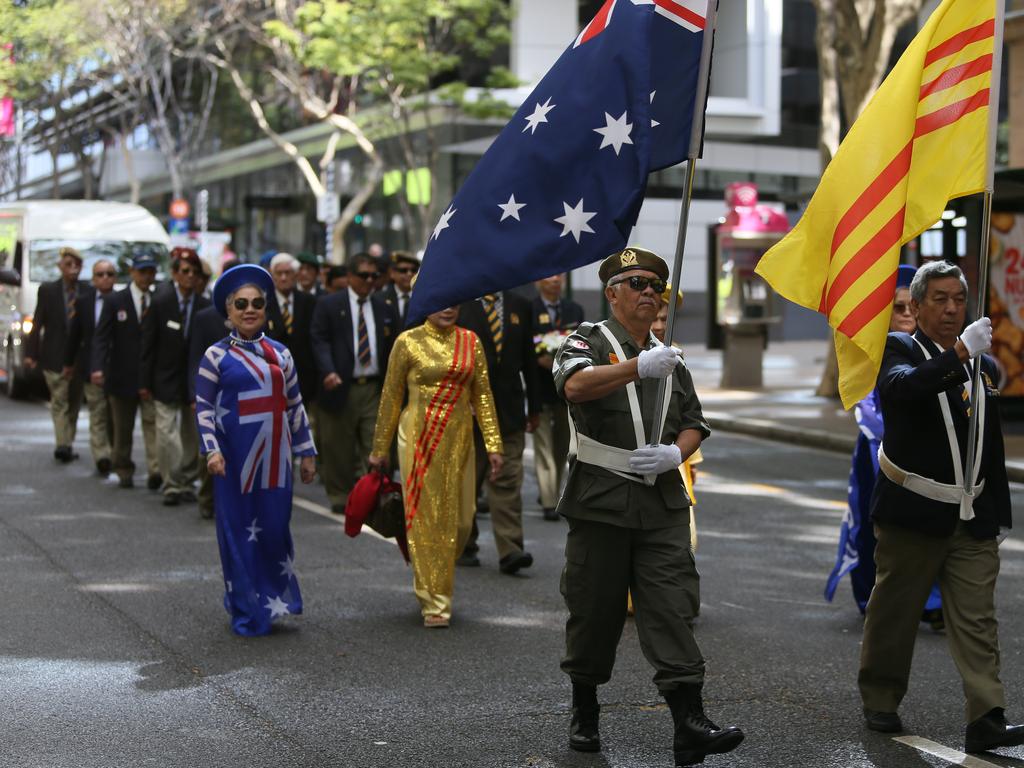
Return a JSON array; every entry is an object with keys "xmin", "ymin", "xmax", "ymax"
[
  {"xmin": 94, "ymin": 270, "xmax": 116, "ymax": 278},
  {"xmin": 178, "ymin": 267, "xmax": 197, "ymax": 276},
  {"xmin": 392, "ymin": 265, "xmax": 418, "ymax": 275},
  {"xmin": 233, "ymin": 297, "xmax": 267, "ymax": 311},
  {"xmin": 355, "ymin": 271, "xmax": 380, "ymax": 281},
  {"xmin": 610, "ymin": 275, "xmax": 666, "ymax": 294}
]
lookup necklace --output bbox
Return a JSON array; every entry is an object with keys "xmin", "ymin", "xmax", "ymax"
[{"xmin": 229, "ymin": 331, "xmax": 265, "ymax": 347}]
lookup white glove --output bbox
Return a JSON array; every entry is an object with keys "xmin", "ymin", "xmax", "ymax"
[
  {"xmin": 636, "ymin": 346, "xmax": 681, "ymax": 378},
  {"xmin": 629, "ymin": 443, "xmax": 682, "ymax": 475},
  {"xmin": 960, "ymin": 317, "xmax": 993, "ymax": 358}
]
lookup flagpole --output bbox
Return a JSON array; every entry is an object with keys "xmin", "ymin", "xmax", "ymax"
[
  {"xmin": 645, "ymin": 1, "xmax": 718, "ymax": 485},
  {"xmin": 962, "ymin": 0, "xmax": 1004, "ymax": 503}
]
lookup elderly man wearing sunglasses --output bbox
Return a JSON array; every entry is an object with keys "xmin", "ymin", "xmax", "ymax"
[
  {"xmin": 310, "ymin": 252, "xmax": 400, "ymax": 515},
  {"xmin": 552, "ymin": 247, "xmax": 742, "ymax": 767}
]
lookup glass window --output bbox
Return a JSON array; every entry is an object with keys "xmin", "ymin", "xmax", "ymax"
[{"xmin": 29, "ymin": 240, "xmax": 170, "ymax": 283}]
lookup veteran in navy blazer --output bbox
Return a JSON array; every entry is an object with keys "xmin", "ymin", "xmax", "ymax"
[
  {"xmin": 858, "ymin": 261, "xmax": 1022, "ymax": 754},
  {"xmin": 266, "ymin": 253, "xmax": 318, "ymax": 407},
  {"xmin": 92, "ymin": 256, "xmax": 160, "ymax": 489},
  {"xmin": 141, "ymin": 249, "xmax": 210, "ymax": 505},
  {"xmin": 64, "ymin": 259, "xmax": 117, "ymax": 474},
  {"xmin": 310, "ymin": 252, "xmax": 399, "ymax": 513}
]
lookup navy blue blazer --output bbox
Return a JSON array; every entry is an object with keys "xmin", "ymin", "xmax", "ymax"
[
  {"xmin": 532, "ymin": 294, "xmax": 585, "ymax": 406},
  {"xmin": 63, "ymin": 285, "xmax": 101, "ymax": 377},
  {"xmin": 186, "ymin": 305, "xmax": 230, "ymax": 403},
  {"xmin": 310, "ymin": 291, "xmax": 399, "ymax": 412},
  {"xmin": 92, "ymin": 286, "xmax": 145, "ymax": 399},
  {"xmin": 871, "ymin": 330, "xmax": 1011, "ymax": 539}
]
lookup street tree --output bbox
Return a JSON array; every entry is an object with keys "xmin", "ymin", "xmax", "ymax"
[
  {"xmin": 203, "ymin": 0, "xmax": 512, "ymax": 261},
  {"xmin": 810, "ymin": 0, "xmax": 925, "ymax": 398}
]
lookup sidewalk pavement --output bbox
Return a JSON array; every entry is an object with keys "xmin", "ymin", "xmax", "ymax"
[{"xmin": 685, "ymin": 340, "xmax": 1024, "ymax": 483}]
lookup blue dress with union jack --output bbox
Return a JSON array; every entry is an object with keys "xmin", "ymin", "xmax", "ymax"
[{"xmin": 195, "ymin": 332, "xmax": 316, "ymax": 636}]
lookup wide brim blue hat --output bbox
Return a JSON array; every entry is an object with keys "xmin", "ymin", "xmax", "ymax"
[
  {"xmin": 896, "ymin": 264, "xmax": 917, "ymax": 289},
  {"xmin": 213, "ymin": 264, "xmax": 275, "ymax": 318}
]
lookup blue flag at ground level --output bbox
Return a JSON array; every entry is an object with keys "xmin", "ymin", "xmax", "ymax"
[{"xmin": 408, "ymin": 0, "xmax": 712, "ymax": 323}]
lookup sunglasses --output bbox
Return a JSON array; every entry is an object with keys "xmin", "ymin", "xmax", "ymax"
[
  {"xmin": 355, "ymin": 271, "xmax": 380, "ymax": 281},
  {"xmin": 233, "ymin": 297, "xmax": 267, "ymax": 311},
  {"xmin": 178, "ymin": 267, "xmax": 197, "ymax": 276},
  {"xmin": 392, "ymin": 265, "xmax": 418, "ymax": 275},
  {"xmin": 94, "ymin": 271, "xmax": 116, "ymax": 278},
  {"xmin": 610, "ymin": 275, "xmax": 666, "ymax": 294}
]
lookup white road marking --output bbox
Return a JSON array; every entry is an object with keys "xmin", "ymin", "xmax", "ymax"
[
  {"xmin": 291, "ymin": 496, "xmax": 391, "ymax": 543},
  {"xmin": 893, "ymin": 736, "xmax": 1003, "ymax": 767}
]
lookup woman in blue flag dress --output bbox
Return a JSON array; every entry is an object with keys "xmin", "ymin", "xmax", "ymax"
[
  {"xmin": 195, "ymin": 264, "xmax": 317, "ymax": 636},
  {"xmin": 825, "ymin": 264, "xmax": 942, "ymax": 626}
]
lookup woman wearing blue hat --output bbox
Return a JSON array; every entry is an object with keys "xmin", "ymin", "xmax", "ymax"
[
  {"xmin": 825, "ymin": 264, "xmax": 943, "ymax": 628},
  {"xmin": 194, "ymin": 264, "xmax": 317, "ymax": 636}
]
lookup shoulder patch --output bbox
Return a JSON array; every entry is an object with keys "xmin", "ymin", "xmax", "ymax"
[{"xmin": 569, "ymin": 338, "xmax": 590, "ymax": 350}]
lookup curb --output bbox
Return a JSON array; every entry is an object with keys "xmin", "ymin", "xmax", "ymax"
[{"xmin": 706, "ymin": 411, "xmax": 1024, "ymax": 484}]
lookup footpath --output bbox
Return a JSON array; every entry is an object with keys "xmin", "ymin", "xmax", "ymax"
[{"xmin": 686, "ymin": 340, "xmax": 1024, "ymax": 483}]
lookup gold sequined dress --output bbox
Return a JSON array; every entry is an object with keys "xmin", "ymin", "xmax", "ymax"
[{"xmin": 371, "ymin": 322, "xmax": 502, "ymax": 620}]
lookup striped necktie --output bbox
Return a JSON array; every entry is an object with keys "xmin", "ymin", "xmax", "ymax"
[
  {"xmin": 282, "ymin": 299, "xmax": 293, "ymax": 335},
  {"xmin": 140, "ymin": 291, "xmax": 150, "ymax": 322},
  {"xmin": 65, "ymin": 285, "xmax": 77, "ymax": 322},
  {"xmin": 357, "ymin": 298, "xmax": 371, "ymax": 366},
  {"xmin": 483, "ymin": 294, "xmax": 503, "ymax": 357}
]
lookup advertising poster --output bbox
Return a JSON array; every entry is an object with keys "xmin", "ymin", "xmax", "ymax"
[{"xmin": 988, "ymin": 212, "xmax": 1024, "ymax": 396}]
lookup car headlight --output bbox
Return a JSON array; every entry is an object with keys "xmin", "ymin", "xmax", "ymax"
[{"xmin": 20, "ymin": 316, "xmax": 32, "ymax": 335}]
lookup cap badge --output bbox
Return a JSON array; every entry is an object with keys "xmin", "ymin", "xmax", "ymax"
[{"xmin": 620, "ymin": 249, "xmax": 637, "ymax": 267}]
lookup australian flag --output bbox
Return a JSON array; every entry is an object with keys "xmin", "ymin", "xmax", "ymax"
[{"xmin": 407, "ymin": 0, "xmax": 716, "ymax": 322}]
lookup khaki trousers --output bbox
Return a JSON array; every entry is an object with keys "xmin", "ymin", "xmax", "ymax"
[
  {"xmin": 82, "ymin": 381, "xmax": 112, "ymax": 465},
  {"xmin": 197, "ymin": 452, "xmax": 214, "ymax": 515},
  {"xmin": 42, "ymin": 370, "xmax": 84, "ymax": 449},
  {"xmin": 464, "ymin": 429, "xmax": 526, "ymax": 561},
  {"xmin": 859, "ymin": 522, "xmax": 1004, "ymax": 723},
  {"xmin": 318, "ymin": 381, "xmax": 381, "ymax": 510},
  {"xmin": 533, "ymin": 401, "xmax": 571, "ymax": 509},
  {"xmin": 154, "ymin": 400, "xmax": 199, "ymax": 495},
  {"xmin": 109, "ymin": 395, "xmax": 159, "ymax": 480},
  {"xmin": 561, "ymin": 517, "xmax": 704, "ymax": 692}
]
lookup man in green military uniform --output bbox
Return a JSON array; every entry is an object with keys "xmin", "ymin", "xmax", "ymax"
[{"xmin": 553, "ymin": 247, "xmax": 743, "ymax": 767}]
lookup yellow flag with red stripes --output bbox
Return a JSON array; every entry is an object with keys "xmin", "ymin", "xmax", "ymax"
[{"xmin": 755, "ymin": 0, "xmax": 1002, "ymax": 408}]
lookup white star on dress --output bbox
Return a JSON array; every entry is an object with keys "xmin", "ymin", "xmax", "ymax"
[
  {"xmin": 522, "ymin": 97, "xmax": 556, "ymax": 134},
  {"xmin": 432, "ymin": 206, "xmax": 456, "ymax": 241},
  {"xmin": 594, "ymin": 111, "xmax": 634, "ymax": 155},
  {"xmin": 246, "ymin": 519, "xmax": 262, "ymax": 542},
  {"xmin": 498, "ymin": 194, "xmax": 527, "ymax": 222},
  {"xmin": 280, "ymin": 555, "xmax": 296, "ymax": 580},
  {"xmin": 265, "ymin": 595, "xmax": 290, "ymax": 618},
  {"xmin": 554, "ymin": 199, "xmax": 597, "ymax": 243},
  {"xmin": 650, "ymin": 92, "xmax": 660, "ymax": 128}
]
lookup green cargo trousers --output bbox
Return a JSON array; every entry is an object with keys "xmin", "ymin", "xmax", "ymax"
[{"xmin": 560, "ymin": 517, "xmax": 704, "ymax": 693}]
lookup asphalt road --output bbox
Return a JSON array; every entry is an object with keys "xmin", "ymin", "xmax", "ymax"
[{"xmin": 4, "ymin": 394, "xmax": 1024, "ymax": 768}]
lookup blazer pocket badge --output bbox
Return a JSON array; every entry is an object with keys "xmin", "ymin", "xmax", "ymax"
[
  {"xmin": 383, "ymin": 326, "xmax": 391, "ymax": 337},
  {"xmin": 166, "ymin": 319, "xmax": 181, "ymax": 331},
  {"xmin": 538, "ymin": 313, "xmax": 550, "ymax": 325},
  {"xmin": 510, "ymin": 312, "xmax": 520, "ymax": 325},
  {"xmin": 117, "ymin": 310, "xmax": 128, "ymax": 322}
]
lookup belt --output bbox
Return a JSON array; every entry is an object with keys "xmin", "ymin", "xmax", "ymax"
[
  {"xmin": 575, "ymin": 433, "xmax": 645, "ymax": 484},
  {"xmin": 353, "ymin": 376, "xmax": 380, "ymax": 385},
  {"xmin": 877, "ymin": 447, "xmax": 984, "ymax": 506}
]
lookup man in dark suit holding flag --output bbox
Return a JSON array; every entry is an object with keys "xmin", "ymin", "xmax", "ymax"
[{"xmin": 858, "ymin": 261, "xmax": 1024, "ymax": 753}]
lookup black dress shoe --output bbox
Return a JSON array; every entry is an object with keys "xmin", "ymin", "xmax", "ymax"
[
  {"xmin": 863, "ymin": 708, "xmax": 903, "ymax": 733},
  {"xmin": 162, "ymin": 492, "xmax": 181, "ymax": 507},
  {"xmin": 147, "ymin": 473, "xmax": 163, "ymax": 491},
  {"xmin": 965, "ymin": 708, "xmax": 1024, "ymax": 752},
  {"xmin": 499, "ymin": 551, "xmax": 534, "ymax": 575},
  {"xmin": 179, "ymin": 489, "xmax": 197, "ymax": 503},
  {"xmin": 569, "ymin": 682, "xmax": 601, "ymax": 752},
  {"xmin": 666, "ymin": 686, "xmax": 744, "ymax": 766},
  {"xmin": 118, "ymin": 475, "xmax": 134, "ymax": 489},
  {"xmin": 543, "ymin": 507, "xmax": 560, "ymax": 521},
  {"xmin": 456, "ymin": 552, "xmax": 481, "ymax": 567},
  {"xmin": 96, "ymin": 458, "xmax": 112, "ymax": 476},
  {"xmin": 54, "ymin": 446, "xmax": 73, "ymax": 463}
]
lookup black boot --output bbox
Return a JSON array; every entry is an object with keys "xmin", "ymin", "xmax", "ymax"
[
  {"xmin": 665, "ymin": 685, "xmax": 744, "ymax": 766},
  {"xmin": 569, "ymin": 682, "xmax": 601, "ymax": 752},
  {"xmin": 965, "ymin": 708, "xmax": 1024, "ymax": 753}
]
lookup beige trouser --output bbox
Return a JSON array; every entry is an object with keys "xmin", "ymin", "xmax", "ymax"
[
  {"xmin": 533, "ymin": 401, "xmax": 571, "ymax": 509},
  {"xmin": 82, "ymin": 381, "xmax": 112, "ymax": 465},
  {"xmin": 43, "ymin": 370, "xmax": 84, "ymax": 449},
  {"xmin": 109, "ymin": 394, "xmax": 159, "ymax": 480},
  {"xmin": 154, "ymin": 400, "xmax": 200, "ymax": 495},
  {"xmin": 465, "ymin": 429, "xmax": 526, "ymax": 561},
  {"xmin": 859, "ymin": 521, "xmax": 1004, "ymax": 723},
  {"xmin": 318, "ymin": 381, "xmax": 381, "ymax": 510}
]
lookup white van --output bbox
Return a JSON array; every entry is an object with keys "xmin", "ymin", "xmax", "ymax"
[{"xmin": 0, "ymin": 200, "xmax": 170, "ymax": 398}]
